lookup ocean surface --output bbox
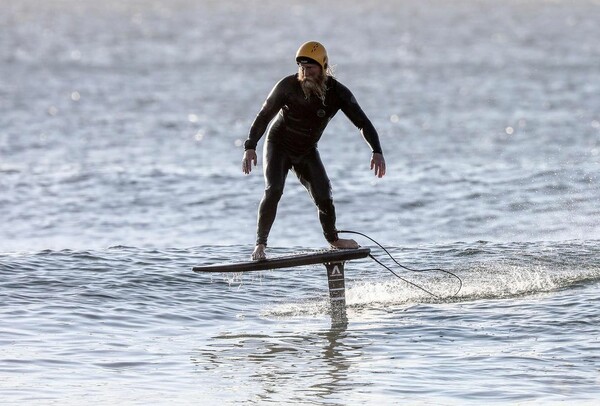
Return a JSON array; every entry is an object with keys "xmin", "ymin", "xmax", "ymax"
[{"xmin": 1, "ymin": 0, "xmax": 600, "ymax": 404}]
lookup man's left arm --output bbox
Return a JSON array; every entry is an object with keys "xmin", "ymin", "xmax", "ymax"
[{"xmin": 338, "ymin": 83, "xmax": 386, "ymax": 178}]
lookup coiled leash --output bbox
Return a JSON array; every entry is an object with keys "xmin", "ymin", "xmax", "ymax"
[{"xmin": 338, "ymin": 230, "xmax": 462, "ymax": 298}]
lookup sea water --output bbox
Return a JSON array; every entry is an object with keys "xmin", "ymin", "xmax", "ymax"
[{"xmin": 1, "ymin": 0, "xmax": 600, "ymax": 404}]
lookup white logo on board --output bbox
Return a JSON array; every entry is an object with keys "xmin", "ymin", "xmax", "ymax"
[{"xmin": 330, "ymin": 265, "xmax": 342, "ymax": 276}]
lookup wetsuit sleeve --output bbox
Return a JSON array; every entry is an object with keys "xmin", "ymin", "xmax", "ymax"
[
  {"xmin": 244, "ymin": 77, "xmax": 288, "ymax": 150},
  {"xmin": 337, "ymin": 82, "xmax": 383, "ymax": 154}
]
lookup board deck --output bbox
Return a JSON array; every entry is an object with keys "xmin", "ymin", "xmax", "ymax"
[{"xmin": 192, "ymin": 247, "xmax": 371, "ymax": 273}]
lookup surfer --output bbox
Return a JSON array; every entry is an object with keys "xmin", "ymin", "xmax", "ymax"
[{"xmin": 242, "ymin": 41, "xmax": 386, "ymax": 260}]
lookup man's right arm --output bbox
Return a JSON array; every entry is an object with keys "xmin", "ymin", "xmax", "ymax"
[
  {"xmin": 243, "ymin": 77, "xmax": 289, "ymax": 151},
  {"xmin": 242, "ymin": 149, "xmax": 257, "ymax": 174}
]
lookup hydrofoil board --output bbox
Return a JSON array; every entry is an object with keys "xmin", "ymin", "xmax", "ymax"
[{"xmin": 193, "ymin": 247, "xmax": 370, "ymax": 273}]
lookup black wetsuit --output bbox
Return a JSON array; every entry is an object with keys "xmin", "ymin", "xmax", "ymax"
[{"xmin": 244, "ymin": 74, "xmax": 383, "ymax": 246}]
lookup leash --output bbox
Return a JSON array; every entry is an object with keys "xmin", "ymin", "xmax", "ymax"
[{"xmin": 338, "ymin": 230, "xmax": 462, "ymax": 298}]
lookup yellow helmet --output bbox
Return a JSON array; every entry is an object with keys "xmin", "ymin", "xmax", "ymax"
[{"xmin": 295, "ymin": 41, "xmax": 328, "ymax": 70}]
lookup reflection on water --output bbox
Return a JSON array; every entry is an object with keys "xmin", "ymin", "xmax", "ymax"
[
  {"xmin": 313, "ymin": 322, "xmax": 353, "ymax": 400},
  {"xmin": 194, "ymin": 318, "xmax": 364, "ymax": 403}
]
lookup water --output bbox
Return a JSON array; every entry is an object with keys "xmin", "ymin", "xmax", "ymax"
[{"xmin": 1, "ymin": 0, "xmax": 600, "ymax": 404}]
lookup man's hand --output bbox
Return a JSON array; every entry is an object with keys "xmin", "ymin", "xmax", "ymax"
[
  {"xmin": 370, "ymin": 153, "xmax": 386, "ymax": 178},
  {"xmin": 242, "ymin": 149, "xmax": 257, "ymax": 174}
]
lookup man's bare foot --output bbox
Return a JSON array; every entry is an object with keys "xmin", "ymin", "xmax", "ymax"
[
  {"xmin": 330, "ymin": 238, "xmax": 359, "ymax": 249},
  {"xmin": 251, "ymin": 244, "xmax": 266, "ymax": 261}
]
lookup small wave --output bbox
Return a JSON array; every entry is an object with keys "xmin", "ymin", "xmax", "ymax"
[
  {"xmin": 0, "ymin": 167, "xmax": 20, "ymax": 175},
  {"xmin": 262, "ymin": 243, "xmax": 600, "ymax": 318},
  {"xmin": 263, "ymin": 298, "xmax": 330, "ymax": 318}
]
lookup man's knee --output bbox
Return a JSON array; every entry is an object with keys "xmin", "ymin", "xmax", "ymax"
[{"xmin": 264, "ymin": 186, "xmax": 284, "ymax": 202}]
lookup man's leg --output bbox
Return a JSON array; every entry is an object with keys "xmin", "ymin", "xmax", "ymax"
[
  {"xmin": 253, "ymin": 142, "xmax": 291, "ymax": 259},
  {"xmin": 293, "ymin": 149, "xmax": 358, "ymax": 249}
]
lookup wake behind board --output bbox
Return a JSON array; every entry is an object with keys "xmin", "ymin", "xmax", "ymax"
[{"xmin": 192, "ymin": 247, "xmax": 371, "ymax": 273}]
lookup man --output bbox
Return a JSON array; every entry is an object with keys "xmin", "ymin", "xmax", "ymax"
[{"xmin": 242, "ymin": 41, "xmax": 386, "ymax": 260}]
